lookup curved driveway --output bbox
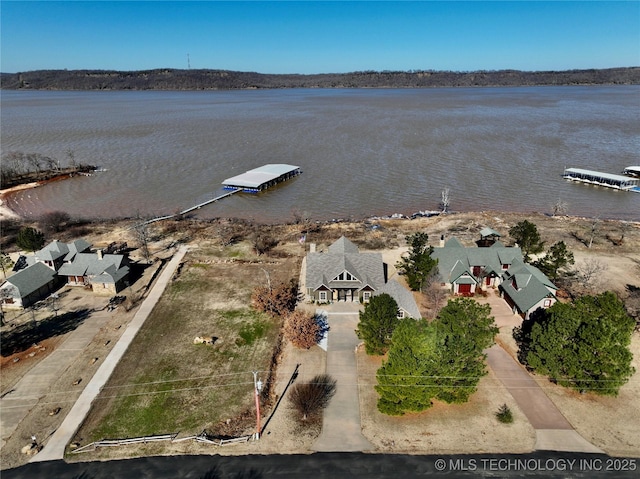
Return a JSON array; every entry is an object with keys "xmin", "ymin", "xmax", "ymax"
[{"xmin": 479, "ymin": 294, "xmax": 604, "ymax": 454}]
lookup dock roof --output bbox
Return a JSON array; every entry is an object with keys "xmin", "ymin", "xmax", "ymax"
[
  {"xmin": 564, "ymin": 168, "xmax": 637, "ymax": 184},
  {"xmin": 222, "ymin": 164, "xmax": 300, "ymax": 189}
]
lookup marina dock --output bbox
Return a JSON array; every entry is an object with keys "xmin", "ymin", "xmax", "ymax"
[
  {"xmin": 222, "ymin": 164, "xmax": 301, "ymax": 192},
  {"xmin": 563, "ymin": 167, "xmax": 640, "ymax": 193},
  {"xmin": 134, "ymin": 164, "xmax": 302, "ymax": 227}
]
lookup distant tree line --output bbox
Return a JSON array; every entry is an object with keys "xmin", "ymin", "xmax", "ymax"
[{"xmin": 1, "ymin": 67, "xmax": 638, "ymax": 91}]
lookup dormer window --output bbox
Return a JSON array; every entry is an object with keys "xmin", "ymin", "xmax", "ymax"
[{"xmin": 334, "ymin": 270, "xmax": 357, "ymax": 281}]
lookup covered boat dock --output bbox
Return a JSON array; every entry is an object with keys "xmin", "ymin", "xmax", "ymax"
[
  {"xmin": 222, "ymin": 164, "xmax": 301, "ymax": 192},
  {"xmin": 563, "ymin": 167, "xmax": 640, "ymax": 192}
]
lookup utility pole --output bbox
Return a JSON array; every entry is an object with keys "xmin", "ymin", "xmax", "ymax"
[{"xmin": 252, "ymin": 371, "xmax": 263, "ymax": 439}]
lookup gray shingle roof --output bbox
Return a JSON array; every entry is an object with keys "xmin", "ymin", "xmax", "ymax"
[
  {"xmin": 58, "ymin": 253, "xmax": 127, "ymax": 281},
  {"xmin": 35, "ymin": 240, "xmax": 69, "ymax": 262},
  {"xmin": 3, "ymin": 263, "xmax": 57, "ymax": 297},
  {"xmin": 378, "ymin": 280, "xmax": 421, "ymax": 319}
]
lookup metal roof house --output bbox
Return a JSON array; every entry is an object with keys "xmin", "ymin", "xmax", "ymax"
[
  {"xmin": 305, "ymin": 236, "xmax": 420, "ymax": 318},
  {"xmin": 499, "ymin": 257, "xmax": 558, "ymax": 319},
  {"xmin": 222, "ymin": 164, "xmax": 301, "ymax": 192},
  {"xmin": 432, "ymin": 237, "xmax": 523, "ymax": 295}
]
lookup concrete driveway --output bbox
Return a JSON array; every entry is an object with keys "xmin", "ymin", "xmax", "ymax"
[
  {"xmin": 478, "ymin": 293, "xmax": 604, "ymax": 453},
  {"xmin": 313, "ymin": 303, "xmax": 373, "ymax": 452}
]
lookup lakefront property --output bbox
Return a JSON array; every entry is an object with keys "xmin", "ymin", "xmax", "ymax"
[
  {"xmin": 432, "ymin": 229, "xmax": 558, "ymax": 319},
  {"xmin": 0, "ymin": 239, "xmax": 130, "ymax": 309},
  {"xmin": 305, "ymin": 236, "xmax": 421, "ymax": 319}
]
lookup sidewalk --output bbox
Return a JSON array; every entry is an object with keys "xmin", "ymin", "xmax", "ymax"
[
  {"xmin": 313, "ymin": 304, "xmax": 373, "ymax": 452},
  {"xmin": 30, "ymin": 246, "xmax": 188, "ymax": 462}
]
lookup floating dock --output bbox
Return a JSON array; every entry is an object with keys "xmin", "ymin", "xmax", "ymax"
[
  {"xmin": 563, "ymin": 167, "xmax": 640, "ymax": 193},
  {"xmin": 222, "ymin": 164, "xmax": 301, "ymax": 192},
  {"xmin": 623, "ymin": 166, "xmax": 640, "ymax": 178}
]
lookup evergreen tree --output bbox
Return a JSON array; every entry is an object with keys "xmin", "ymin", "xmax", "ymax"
[
  {"xmin": 509, "ymin": 220, "xmax": 544, "ymax": 261},
  {"xmin": 533, "ymin": 241, "xmax": 575, "ymax": 281},
  {"xmin": 514, "ymin": 291, "xmax": 635, "ymax": 396},
  {"xmin": 16, "ymin": 226, "xmax": 45, "ymax": 252},
  {"xmin": 396, "ymin": 232, "xmax": 438, "ymax": 291},
  {"xmin": 356, "ymin": 293, "xmax": 400, "ymax": 355},
  {"xmin": 376, "ymin": 298, "xmax": 497, "ymax": 415}
]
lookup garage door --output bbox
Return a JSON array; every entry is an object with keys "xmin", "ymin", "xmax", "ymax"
[{"xmin": 458, "ymin": 283, "xmax": 472, "ymax": 294}]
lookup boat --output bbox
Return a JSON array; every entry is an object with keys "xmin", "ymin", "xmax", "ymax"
[{"xmin": 622, "ymin": 166, "xmax": 640, "ymax": 178}]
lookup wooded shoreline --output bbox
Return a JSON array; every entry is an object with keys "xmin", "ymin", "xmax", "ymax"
[{"xmin": 2, "ymin": 67, "xmax": 639, "ymax": 90}]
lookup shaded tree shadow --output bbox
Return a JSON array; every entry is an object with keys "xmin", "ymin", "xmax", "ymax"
[{"xmin": 1, "ymin": 308, "xmax": 91, "ymax": 357}]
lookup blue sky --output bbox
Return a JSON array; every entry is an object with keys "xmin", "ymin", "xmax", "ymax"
[{"xmin": 1, "ymin": 1, "xmax": 638, "ymax": 73}]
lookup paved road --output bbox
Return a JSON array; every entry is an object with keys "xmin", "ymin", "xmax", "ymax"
[
  {"xmin": 30, "ymin": 246, "xmax": 189, "ymax": 462},
  {"xmin": 479, "ymin": 294, "xmax": 604, "ymax": 454},
  {"xmin": 313, "ymin": 303, "xmax": 373, "ymax": 452},
  {"xmin": 5, "ymin": 452, "xmax": 638, "ymax": 479}
]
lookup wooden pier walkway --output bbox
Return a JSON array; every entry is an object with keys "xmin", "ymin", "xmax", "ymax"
[
  {"xmin": 130, "ymin": 189, "xmax": 240, "ymax": 229},
  {"xmin": 178, "ymin": 189, "xmax": 239, "ymax": 215}
]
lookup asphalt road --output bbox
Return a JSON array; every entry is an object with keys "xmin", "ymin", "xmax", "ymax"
[{"xmin": 4, "ymin": 452, "xmax": 639, "ymax": 479}]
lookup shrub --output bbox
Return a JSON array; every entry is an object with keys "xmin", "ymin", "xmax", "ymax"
[
  {"xmin": 288, "ymin": 374, "xmax": 337, "ymax": 421},
  {"xmin": 284, "ymin": 310, "xmax": 321, "ymax": 349},
  {"xmin": 496, "ymin": 404, "xmax": 513, "ymax": 424},
  {"xmin": 251, "ymin": 280, "xmax": 298, "ymax": 317}
]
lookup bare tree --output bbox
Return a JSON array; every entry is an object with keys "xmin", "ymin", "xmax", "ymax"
[
  {"xmin": 440, "ymin": 187, "xmax": 451, "ymax": 213},
  {"xmin": 288, "ymin": 374, "xmax": 337, "ymax": 421},
  {"xmin": 423, "ymin": 281, "xmax": 448, "ymax": 319},
  {"xmin": 576, "ymin": 258, "xmax": 608, "ymax": 292},
  {"xmin": 551, "ymin": 198, "xmax": 568, "ymax": 217},
  {"xmin": 587, "ymin": 217, "xmax": 601, "ymax": 249},
  {"xmin": 66, "ymin": 148, "xmax": 77, "ymax": 168},
  {"xmin": 133, "ymin": 218, "xmax": 152, "ymax": 263}
]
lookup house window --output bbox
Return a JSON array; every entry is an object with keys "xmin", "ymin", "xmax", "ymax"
[
  {"xmin": 543, "ymin": 299, "xmax": 552, "ymax": 308},
  {"xmin": 362, "ymin": 291, "xmax": 371, "ymax": 302},
  {"xmin": 319, "ymin": 291, "xmax": 327, "ymax": 302},
  {"xmin": 397, "ymin": 309, "xmax": 405, "ymax": 319},
  {"xmin": 502, "ymin": 264, "xmax": 509, "ymax": 270},
  {"xmin": 334, "ymin": 271, "xmax": 357, "ymax": 281}
]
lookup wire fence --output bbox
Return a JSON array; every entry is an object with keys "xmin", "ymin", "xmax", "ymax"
[{"xmin": 70, "ymin": 432, "xmax": 252, "ymax": 454}]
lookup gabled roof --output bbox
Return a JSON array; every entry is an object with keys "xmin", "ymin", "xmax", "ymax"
[
  {"xmin": 92, "ymin": 264, "xmax": 130, "ymax": 284},
  {"xmin": 65, "ymin": 239, "xmax": 91, "ymax": 262},
  {"xmin": 328, "ymin": 236, "xmax": 360, "ymax": 254},
  {"xmin": 480, "ymin": 227, "xmax": 502, "ymax": 238},
  {"xmin": 433, "ymin": 236, "xmax": 523, "ymax": 283},
  {"xmin": 378, "ymin": 280, "xmax": 421, "ymax": 319},
  {"xmin": 58, "ymin": 253, "xmax": 127, "ymax": 279},
  {"xmin": 35, "ymin": 240, "xmax": 69, "ymax": 262},
  {"xmin": 500, "ymin": 260, "xmax": 558, "ymax": 312},
  {"xmin": 2, "ymin": 263, "xmax": 57, "ymax": 297}
]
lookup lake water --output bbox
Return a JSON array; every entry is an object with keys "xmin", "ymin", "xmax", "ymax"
[{"xmin": 1, "ymin": 87, "xmax": 639, "ymax": 222}]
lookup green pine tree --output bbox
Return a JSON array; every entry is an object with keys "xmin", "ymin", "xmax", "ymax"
[
  {"xmin": 356, "ymin": 293, "xmax": 400, "ymax": 355},
  {"xmin": 533, "ymin": 241, "xmax": 575, "ymax": 281},
  {"xmin": 509, "ymin": 220, "xmax": 545, "ymax": 262},
  {"xmin": 375, "ymin": 298, "xmax": 497, "ymax": 415},
  {"xmin": 16, "ymin": 226, "xmax": 45, "ymax": 252},
  {"xmin": 396, "ymin": 232, "xmax": 438, "ymax": 291},
  {"xmin": 514, "ymin": 291, "xmax": 635, "ymax": 396}
]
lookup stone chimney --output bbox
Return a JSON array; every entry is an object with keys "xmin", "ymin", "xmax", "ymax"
[
  {"xmin": 97, "ymin": 249, "xmax": 103, "ymax": 260},
  {"xmin": 439, "ymin": 234, "xmax": 445, "ymax": 248},
  {"xmin": 309, "ymin": 243, "xmax": 316, "ymax": 253}
]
